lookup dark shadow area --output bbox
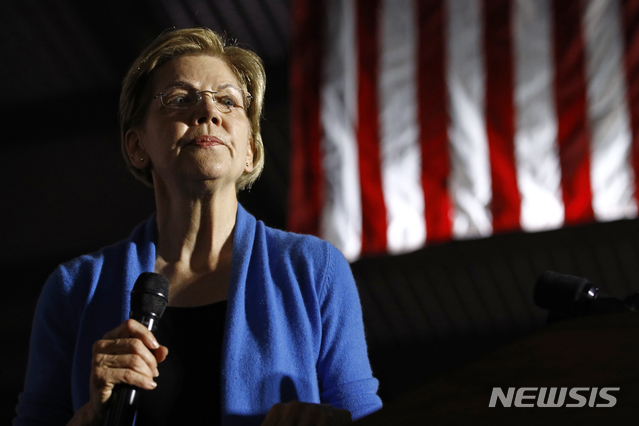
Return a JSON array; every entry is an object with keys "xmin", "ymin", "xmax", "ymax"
[{"xmin": 352, "ymin": 217, "xmax": 639, "ymax": 403}]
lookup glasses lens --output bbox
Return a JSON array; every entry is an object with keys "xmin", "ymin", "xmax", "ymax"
[
  {"xmin": 162, "ymin": 87, "xmax": 197, "ymax": 108},
  {"xmin": 159, "ymin": 86, "xmax": 250, "ymax": 111},
  {"xmin": 214, "ymin": 88, "xmax": 245, "ymax": 112}
]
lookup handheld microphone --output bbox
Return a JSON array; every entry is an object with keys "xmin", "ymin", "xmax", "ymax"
[{"xmin": 103, "ymin": 272, "xmax": 169, "ymax": 426}]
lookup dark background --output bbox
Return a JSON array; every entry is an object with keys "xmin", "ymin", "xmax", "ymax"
[{"xmin": 3, "ymin": 1, "xmax": 639, "ymax": 424}]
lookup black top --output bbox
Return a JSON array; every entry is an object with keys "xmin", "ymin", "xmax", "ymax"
[{"xmin": 136, "ymin": 300, "xmax": 227, "ymax": 425}]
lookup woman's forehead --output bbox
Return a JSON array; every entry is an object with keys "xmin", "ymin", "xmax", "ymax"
[{"xmin": 153, "ymin": 54, "xmax": 241, "ymax": 91}]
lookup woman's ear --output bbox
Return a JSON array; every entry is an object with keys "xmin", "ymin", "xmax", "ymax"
[
  {"xmin": 244, "ymin": 137, "xmax": 255, "ymax": 173},
  {"xmin": 125, "ymin": 128, "xmax": 148, "ymax": 170}
]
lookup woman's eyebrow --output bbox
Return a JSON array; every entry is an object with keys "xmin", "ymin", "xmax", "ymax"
[
  {"xmin": 217, "ymin": 83, "xmax": 243, "ymax": 92},
  {"xmin": 159, "ymin": 81, "xmax": 243, "ymax": 92},
  {"xmin": 160, "ymin": 80, "xmax": 194, "ymax": 90}
]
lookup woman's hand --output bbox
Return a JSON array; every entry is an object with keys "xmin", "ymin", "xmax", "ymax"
[
  {"xmin": 262, "ymin": 402, "xmax": 352, "ymax": 426},
  {"xmin": 67, "ymin": 319, "xmax": 168, "ymax": 426}
]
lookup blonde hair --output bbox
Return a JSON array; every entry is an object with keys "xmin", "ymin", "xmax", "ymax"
[{"xmin": 119, "ymin": 27, "xmax": 266, "ymax": 190}]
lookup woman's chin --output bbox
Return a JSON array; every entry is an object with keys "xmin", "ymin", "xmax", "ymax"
[
  {"xmin": 181, "ymin": 170, "xmax": 240, "ymax": 190},
  {"xmin": 179, "ymin": 159, "xmax": 230, "ymax": 179},
  {"xmin": 154, "ymin": 161, "xmax": 242, "ymax": 191}
]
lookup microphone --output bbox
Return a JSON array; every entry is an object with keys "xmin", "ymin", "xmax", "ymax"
[
  {"xmin": 103, "ymin": 272, "xmax": 169, "ymax": 426},
  {"xmin": 533, "ymin": 271, "xmax": 628, "ymax": 321}
]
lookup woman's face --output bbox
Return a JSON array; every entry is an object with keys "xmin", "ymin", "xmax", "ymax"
[{"xmin": 126, "ymin": 54, "xmax": 253, "ymax": 191}]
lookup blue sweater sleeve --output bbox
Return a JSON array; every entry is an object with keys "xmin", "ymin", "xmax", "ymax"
[
  {"xmin": 316, "ymin": 243, "xmax": 382, "ymax": 420},
  {"xmin": 14, "ymin": 263, "xmax": 89, "ymax": 426}
]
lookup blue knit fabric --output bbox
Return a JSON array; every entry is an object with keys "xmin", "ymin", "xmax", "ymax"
[{"xmin": 14, "ymin": 205, "xmax": 382, "ymax": 425}]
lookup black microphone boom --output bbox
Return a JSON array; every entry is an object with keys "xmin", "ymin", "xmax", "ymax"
[
  {"xmin": 103, "ymin": 272, "xmax": 169, "ymax": 426},
  {"xmin": 533, "ymin": 270, "xmax": 630, "ymax": 321}
]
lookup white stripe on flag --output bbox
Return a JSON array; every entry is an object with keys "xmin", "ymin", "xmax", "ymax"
[
  {"xmin": 583, "ymin": 0, "xmax": 638, "ymax": 221},
  {"xmin": 513, "ymin": 0, "xmax": 564, "ymax": 231},
  {"xmin": 379, "ymin": 0, "xmax": 425, "ymax": 254},
  {"xmin": 320, "ymin": 0, "xmax": 362, "ymax": 260},
  {"xmin": 447, "ymin": 0, "xmax": 493, "ymax": 238}
]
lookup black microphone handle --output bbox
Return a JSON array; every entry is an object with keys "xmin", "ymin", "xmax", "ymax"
[
  {"xmin": 102, "ymin": 312, "xmax": 160, "ymax": 426},
  {"xmin": 102, "ymin": 385, "xmax": 138, "ymax": 426}
]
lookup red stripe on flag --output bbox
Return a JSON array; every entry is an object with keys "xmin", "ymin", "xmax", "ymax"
[
  {"xmin": 622, "ymin": 0, "xmax": 639, "ymax": 206},
  {"xmin": 483, "ymin": 0, "xmax": 522, "ymax": 232},
  {"xmin": 356, "ymin": 0, "xmax": 388, "ymax": 254},
  {"xmin": 417, "ymin": 0, "xmax": 453, "ymax": 243},
  {"xmin": 288, "ymin": 0, "xmax": 324, "ymax": 236},
  {"xmin": 552, "ymin": 0, "xmax": 595, "ymax": 225}
]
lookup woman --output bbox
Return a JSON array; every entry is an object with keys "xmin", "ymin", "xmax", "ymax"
[{"xmin": 14, "ymin": 28, "xmax": 382, "ymax": 426}]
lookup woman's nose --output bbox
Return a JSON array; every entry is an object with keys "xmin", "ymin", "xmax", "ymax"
[{"xmin": 194, "ymin": 95, "xmax": 221, "ymax": 125}]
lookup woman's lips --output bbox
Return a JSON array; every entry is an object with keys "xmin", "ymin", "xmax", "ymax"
[{"xmin": 190, "ymin": 135, "xmax": 224, "ymax": 147}]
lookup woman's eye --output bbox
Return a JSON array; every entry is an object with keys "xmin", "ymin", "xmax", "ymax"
[
  {"xmin": 164, "ymin": 90, "xmax": 193, "ymax": 106},
  {"xmin": 170, "ymin": 95, "xmax": 189, "ymax": 105},
  {"xmin": 218, "ymin": 96, "xmax": 237, "ymax": 108}
]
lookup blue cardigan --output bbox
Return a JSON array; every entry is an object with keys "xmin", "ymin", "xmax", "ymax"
[{"xmin": 15, "ymin": 204, "xmax": 382, "ymax": 425}]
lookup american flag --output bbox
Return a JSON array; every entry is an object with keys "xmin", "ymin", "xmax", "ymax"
[{"xmin": 289, "ymin": 0, "xmax": 639, "ymax": 261}]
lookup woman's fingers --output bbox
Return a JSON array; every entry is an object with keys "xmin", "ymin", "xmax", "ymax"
[
  {"xmin": 93, "ymin": 337, "xmax": 160, "ymax": 376},
  {"xmin": 262, "ymin": 402, "xmax": 285, "ymax": 426},
  {"xmin": 262, "ymin": 402, "xmax": 352, "ymax": 426},
  {"xmin": 98, "ymin": 318, "xmax": 168, "ymax": 375},
  {"xmin": 154, "ymin": 344, "xmax": 169, "ymax": 364},
  {"xmin": 94, "ymin": 351, "xmax": 158, "ymax": 377},
  {"xmin": 89, "ymin": 319, "xmax": 167, "ymax": 411},
  {"xmin": 103, "ymin": 319, "xmax": 160, "ymax": 350},
  {"xmin": 92, "ymin": 363, "xmax": 158, "ymax": 394}
]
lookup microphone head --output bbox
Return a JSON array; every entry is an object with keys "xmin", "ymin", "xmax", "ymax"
[
  {"xmin": 130, "ymin": 272, "xmax": 170, "ymax": 322},
  {"xmin": 533, "ymin": 270, "xmax": 596, "ymax": 314}
]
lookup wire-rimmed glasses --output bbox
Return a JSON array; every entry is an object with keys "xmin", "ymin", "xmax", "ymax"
[{"xmin": 155, "ymin": 85, "xmax": 252, "ymax": 113}]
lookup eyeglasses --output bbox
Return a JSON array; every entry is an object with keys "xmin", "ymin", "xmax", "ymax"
[{"xmin": 155, "ymin": 85, "xmax": 252, "ymax": 113}]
